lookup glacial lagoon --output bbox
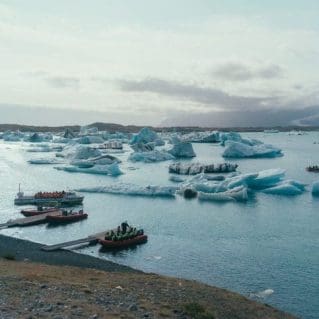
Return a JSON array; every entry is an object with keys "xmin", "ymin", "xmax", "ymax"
[{"xmin": 0, "ymin": 131, "xmax": 318, "ymax": 319}]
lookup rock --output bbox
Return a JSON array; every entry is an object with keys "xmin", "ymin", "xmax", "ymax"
[{"xmin": 128, "ymin": 304, "xmax": 138, "ymax": 311}]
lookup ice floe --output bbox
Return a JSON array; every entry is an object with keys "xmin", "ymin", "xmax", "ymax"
[
  {"xmin": 130, "ymin": 127, "xmax": 164, "ymax": 146},
  {"xmin": 169, "ymin": 162, "xmax": 238, "ymax": 175},
  {"xmin": 311, "ymin": 181, "xmax": 319, "ymax": 196},
  {"xmin": 182, "ymin": 131, "xmax": 221, "ymax": 143},
  {"xmin": 28, "ymin": 158, "xmax": 64, "ymax": 165},
  {"xmin": 168, "ymin": 138, "xmax": 196, "ymax": 158},
  {"xmin": 55, "ymin": 163, "xmax": 123, "ymax": 176},
  {"xmin": 76, "ymin": 183, "xmax": 178, "ymax": 197},
  {"xmin": 129, "ymin": 150, "xmax": 174, "ymax": 163}
]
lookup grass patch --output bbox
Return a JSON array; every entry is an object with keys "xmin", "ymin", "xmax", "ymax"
[{"xmin": 183, "ymin": 302, "xmax": 215, "ymax": 319}]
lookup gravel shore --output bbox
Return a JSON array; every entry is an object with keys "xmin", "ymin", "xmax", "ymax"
[{"xmin": 0, "ymin": 234, "xmax": 298, "ymax": 319}]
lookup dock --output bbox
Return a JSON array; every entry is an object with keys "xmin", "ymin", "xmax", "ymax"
[
  {"xmin": 41, "ymin": 231, "xmax": 108, "ymax": 251},
  {"xmin": 0, "ymin": 211, "xmax": 62, "ymax": 229}
]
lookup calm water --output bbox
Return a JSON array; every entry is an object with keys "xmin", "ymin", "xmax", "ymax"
[{"xmin": 1, "ymin": 132, "xmax": 319, "ymax": 319}]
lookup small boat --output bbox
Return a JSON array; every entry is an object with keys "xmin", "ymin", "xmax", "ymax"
[
  {"xmin": 21, "ymin": 207, "xmax": 59, "ymax": 217},
  {"xmin": 306, "ymin": 166, "xmax": 319, "ymax": 172},
  {"xmin": 46, "ymin": 210, "xmax": 88, "ymax": 224},
  {"xmin": 99, "ymin": 234, "xmax": 148, "ymax": 249}
]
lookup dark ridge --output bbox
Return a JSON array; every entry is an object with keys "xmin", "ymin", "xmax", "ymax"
[{"xmin": 0, "ymin": 122, "xmax": 319, "ymax": 133}]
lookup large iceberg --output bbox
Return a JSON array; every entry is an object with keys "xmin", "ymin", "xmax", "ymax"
[
  {"xmin": 223, "ymin": 141, "xmax": 283, "ymax": 158},
  {"xmin": 55, "ymin": 163, "xmax": 122, "ymax": 176},
  {"xmin": 262, "ymin": 181, "xmax": 305, "ymax": 196},
  {"xmin": 129, "ymin": 150, "xmax": 174, "ymax": 163},
  {"xmin": 130, "ymin": 127, "xmax": 164, "ymax": 146},
  {"xmin": 182, "ymin": 131, "xmax": 220, "ymax": 143},
  {"xmin": 76, "ymin": 135, "xmax": 105, "ymax": 144},
  {"xmin": 70, "ymin": 154, "xmax": 120, "ymax": 168},
  {"xmin": 169, "ymin": 162, "xmax": 238, "ymax": 175},
  {"xmin": 59, "ymin": 145, "xmax": 102, "ymax": 160},
  {"xmin": 312, "ymin": 181, "xmax": 319, "ymax": 196},
  {"xmin": 28, "ymin": 158, "xmax": 64, "ymax": 165},
  {"xmin": 76, "ymin": 183, "xmax": 178, "ymax": 197},
  {"xmin": 168, "ymin": 138, "xmax": 196, "ymax": 158}
]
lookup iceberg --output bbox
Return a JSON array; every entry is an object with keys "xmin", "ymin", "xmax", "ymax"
[
  {"xmin": 182, "ymin": 131, "xmax": 220, "ymax": 143},
  {"xmin": 169, "ymin": 162, "xmax": 237, "ymax": 175},
  {"xmin": 262, "ymin": 182, "xmax": 303, "ymax": 196},
  {"xmin": 129, "ymin": 150, "xmax": 174, "ymax": 163},
  {"xmin": 28, "ymin": 158, "xmax": 64, "ymax": 165},
  {"xmin": 311, "ymin": 181, "xmax": 319, "ymax": 196},
  {"xmin": 70, "ymin": 154, "xmax": 121, "ymax": 168},
  {"xmin": 169, "ymin": 175, "xmax": 186, "ymax": 183},
  {"xmin": 130, "ymin": 127, "xmax": 164, "ymax": 146},
  {"xmin": 55, "ymin": 163, "xmax": 123, "ymax": 176},
  {"xmin": 247, "ymin": 169, "xmax": 285, "ymax": 189},
  {"xmin": 76, "ymin": 135, "xmax": 105, "ymax": 144},
  {"xmin": 168, "ymin": 139, "xmax": 196, "ymax": 158},
  {"xmin": 60, "ymin": 145, "xmax": 102, "ymax": 160},
  {"xmin": 76, "ymin": 183, "xmax": 178, "ymax": 197},
  {"xmin": 223, "ymin": 141, "xmax": 283, "ymax": 158}
]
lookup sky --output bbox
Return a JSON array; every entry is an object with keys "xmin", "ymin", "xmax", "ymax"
[{"xmin": 0, "ymin": 0, "xmax": 319, "ymax": 126}]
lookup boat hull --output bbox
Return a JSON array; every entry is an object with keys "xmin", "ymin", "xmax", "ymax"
[
  {"xmin": 14, "ymin": 196, "xmax": 84, "ymax": 206},
  {"xmin": 21, "ymin": 208, "xmax": 60, "ymax": 217},
  {"xmin": 46, "ymin": 213, "xmax": 88, "ymax": 224},
  {"xmin": 99, "ymin": 235, "xmax": 148, "ymax": 249}
]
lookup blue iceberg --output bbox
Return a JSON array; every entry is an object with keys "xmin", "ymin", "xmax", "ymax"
[{"xmin": 55, "ymin": 163, "xmax": 123, "ymax": 176}]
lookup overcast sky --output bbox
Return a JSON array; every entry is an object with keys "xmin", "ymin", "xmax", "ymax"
[{"xmin": 1, "ymin": 0, "xmax": 319, "ymax": 126}]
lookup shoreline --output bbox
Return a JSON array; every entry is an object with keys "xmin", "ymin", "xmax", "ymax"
[{"xmin": 0, "ymin": 233, "xmax": 298, "ymax": 319}]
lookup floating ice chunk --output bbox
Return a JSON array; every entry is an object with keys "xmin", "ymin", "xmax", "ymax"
[
  {"xmin": 76, "ymin": 183, "xmax": 178, "ymax": 197},
  {"xmin": 71, "ymin": 154, "xmax": 120, "ymax": 168},
  {"xmin": 262, "ymin": 182, "xmax": 303, "ymax": 195},
  {"xmin": 168, "ymin": 140, "xmax": 196, "ymax": 158},
  {"xmin": 169, "ymin": 162, "xmax": 237, "ymax": 175},
  {"xmin": 247, "ymin": 169, "xmax": 285, "ymax": 189},
  {"xmin": 250, "ymin": 289, "xmax": 274, "ymax": 299},
  {"xmin": 130, "ymin": 127, "xmax": 164, "ymax": 146},
  {"xmin": 312, "ymin": 181, "xmax": 319, "ymax": 196},
  {"xmin": 79, "ymin": 125, "xmax": 98, "ymax": 135},
  {"xmin": 131, "ymin": 142, "xmax": 155, "ymax": 152},
  {"xmin": 27, "ymin": 145, "xmax": 62, "ymax": 153},
  {"xmin": 77, "ymin": 135, "xmax": 104, "ymax": 144},
  {"xmin": 182, "ymin": 131, "xmax": 220, "ymax": 143},
  {"xmin": 198, "ymin": 186, "xmax": 248, "ymax": 202},
  {"xmin": 169, "ymin": 175, "xmax": 185, "ymax": 183},
  {"xmin": 223, "ymin": 141, "xmax": 282, "ymax": 158},
  {"xmin": 129, "ymin": 150, "xmax": 174, "ymax": 163},
  {"xmin": 28, "ymin": 158, "xmax": 63, "ymax": 164},
  {"xmin": 61, "ymin": 145, "xmax": 102, "ymax": 160},
  {"xmin": 55, "ymin": 163, "xmax": 123, "ymax": 176}
]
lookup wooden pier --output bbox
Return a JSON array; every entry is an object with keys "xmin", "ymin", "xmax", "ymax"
[
  {"xmin": 41, "ymin": 231, "xmax": 108, "ymax": 251},
  {"xmin": 0, "ymin": 211, "xmax": 62, "ymax": 229}
]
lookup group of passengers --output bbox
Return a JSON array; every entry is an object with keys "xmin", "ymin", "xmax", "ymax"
[
  {"xmin": 307, "ymin": 165, "xmax": 319, "ymax": 171},
  {"xmin": 35, "ymin": 191, "xmax": 66, "ymax": 199},
  {"xmin": 104, "ymin": 221, "xmax": 143, "ymax": 241}
]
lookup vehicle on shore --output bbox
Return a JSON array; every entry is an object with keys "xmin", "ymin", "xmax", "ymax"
[
  {"xmin": 14, "ymin": 187, "xmax": 84, "ymax": 206},
  {"xmin": 46, "ymin": 210, "xmax": 88, "ymax": 224}
]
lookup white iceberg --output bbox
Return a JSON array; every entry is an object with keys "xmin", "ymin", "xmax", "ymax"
[
  {"xmin": 55, "ymin": 163, "xmax": 123, "ymax": 176},
  {"xmin": 60, "ymin": 145, "xmax": 102, "ymax": 160},
  {"xmin": 262, "ymin": 182, "xmax": 303, "ymax": 196},
  {"xmin": 198, "ymin": 186, "xmax": 248, "ymax": 202},
  {"xmin": 130, "ymin": 127, "xmax": 164, "ymax": 146},
  {"xmin": 28, "ymin": 158, "xmax": 64, "ymax": 165},
  {"xmin": 76, "ymin": 183, "xmax": 178, "ymax": 197},
  {"xmin": 169, "ymin": 162, "xmax": 237, "ymax": 175},
  {"xmin": 129, "ymin": 150, "xmax": 174, "ymax": 163},
  {"xmin": 70, "ymin": 154, "xmax": 121, "ymax": 168},
  {"xmin": 76, "ymin": 135, "xmax": 105, "ymax": 144},
  {"xmin": 182, "ymin": 131, "xmax": 220, "ymax": 143},
  {"xmin": 223, "ymin": 141, "xmax": 283, "ymax": 158}
]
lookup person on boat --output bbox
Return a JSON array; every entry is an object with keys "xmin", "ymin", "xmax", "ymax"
[{"xmin": 121, "ymin": 221, "xmax": 130, "ymax": 234}]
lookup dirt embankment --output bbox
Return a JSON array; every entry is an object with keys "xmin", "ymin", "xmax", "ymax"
[{"xmin": 0, "ymin": 234, "xmax": 298, "ymax": 319}]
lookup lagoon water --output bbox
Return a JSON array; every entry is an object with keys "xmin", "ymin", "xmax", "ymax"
[{"xmin": 0, "ymin": 132, "xmax": 319, "ymax": 319}]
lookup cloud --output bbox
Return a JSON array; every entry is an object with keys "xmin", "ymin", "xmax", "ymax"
[
  {"xmin": 45, "ymin": 76, "xmax": 80, "ymax": 89},
  {"xmin": 212, "ymin": 63, "xmax": 283, "ymax": 81},
  {"xmin": 161, "ymin": 105, "xmax": 319, "ymax": 127},
  {"xmin": 119, "ymin": 77, "xmax": 278, "ymax": 110}
]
